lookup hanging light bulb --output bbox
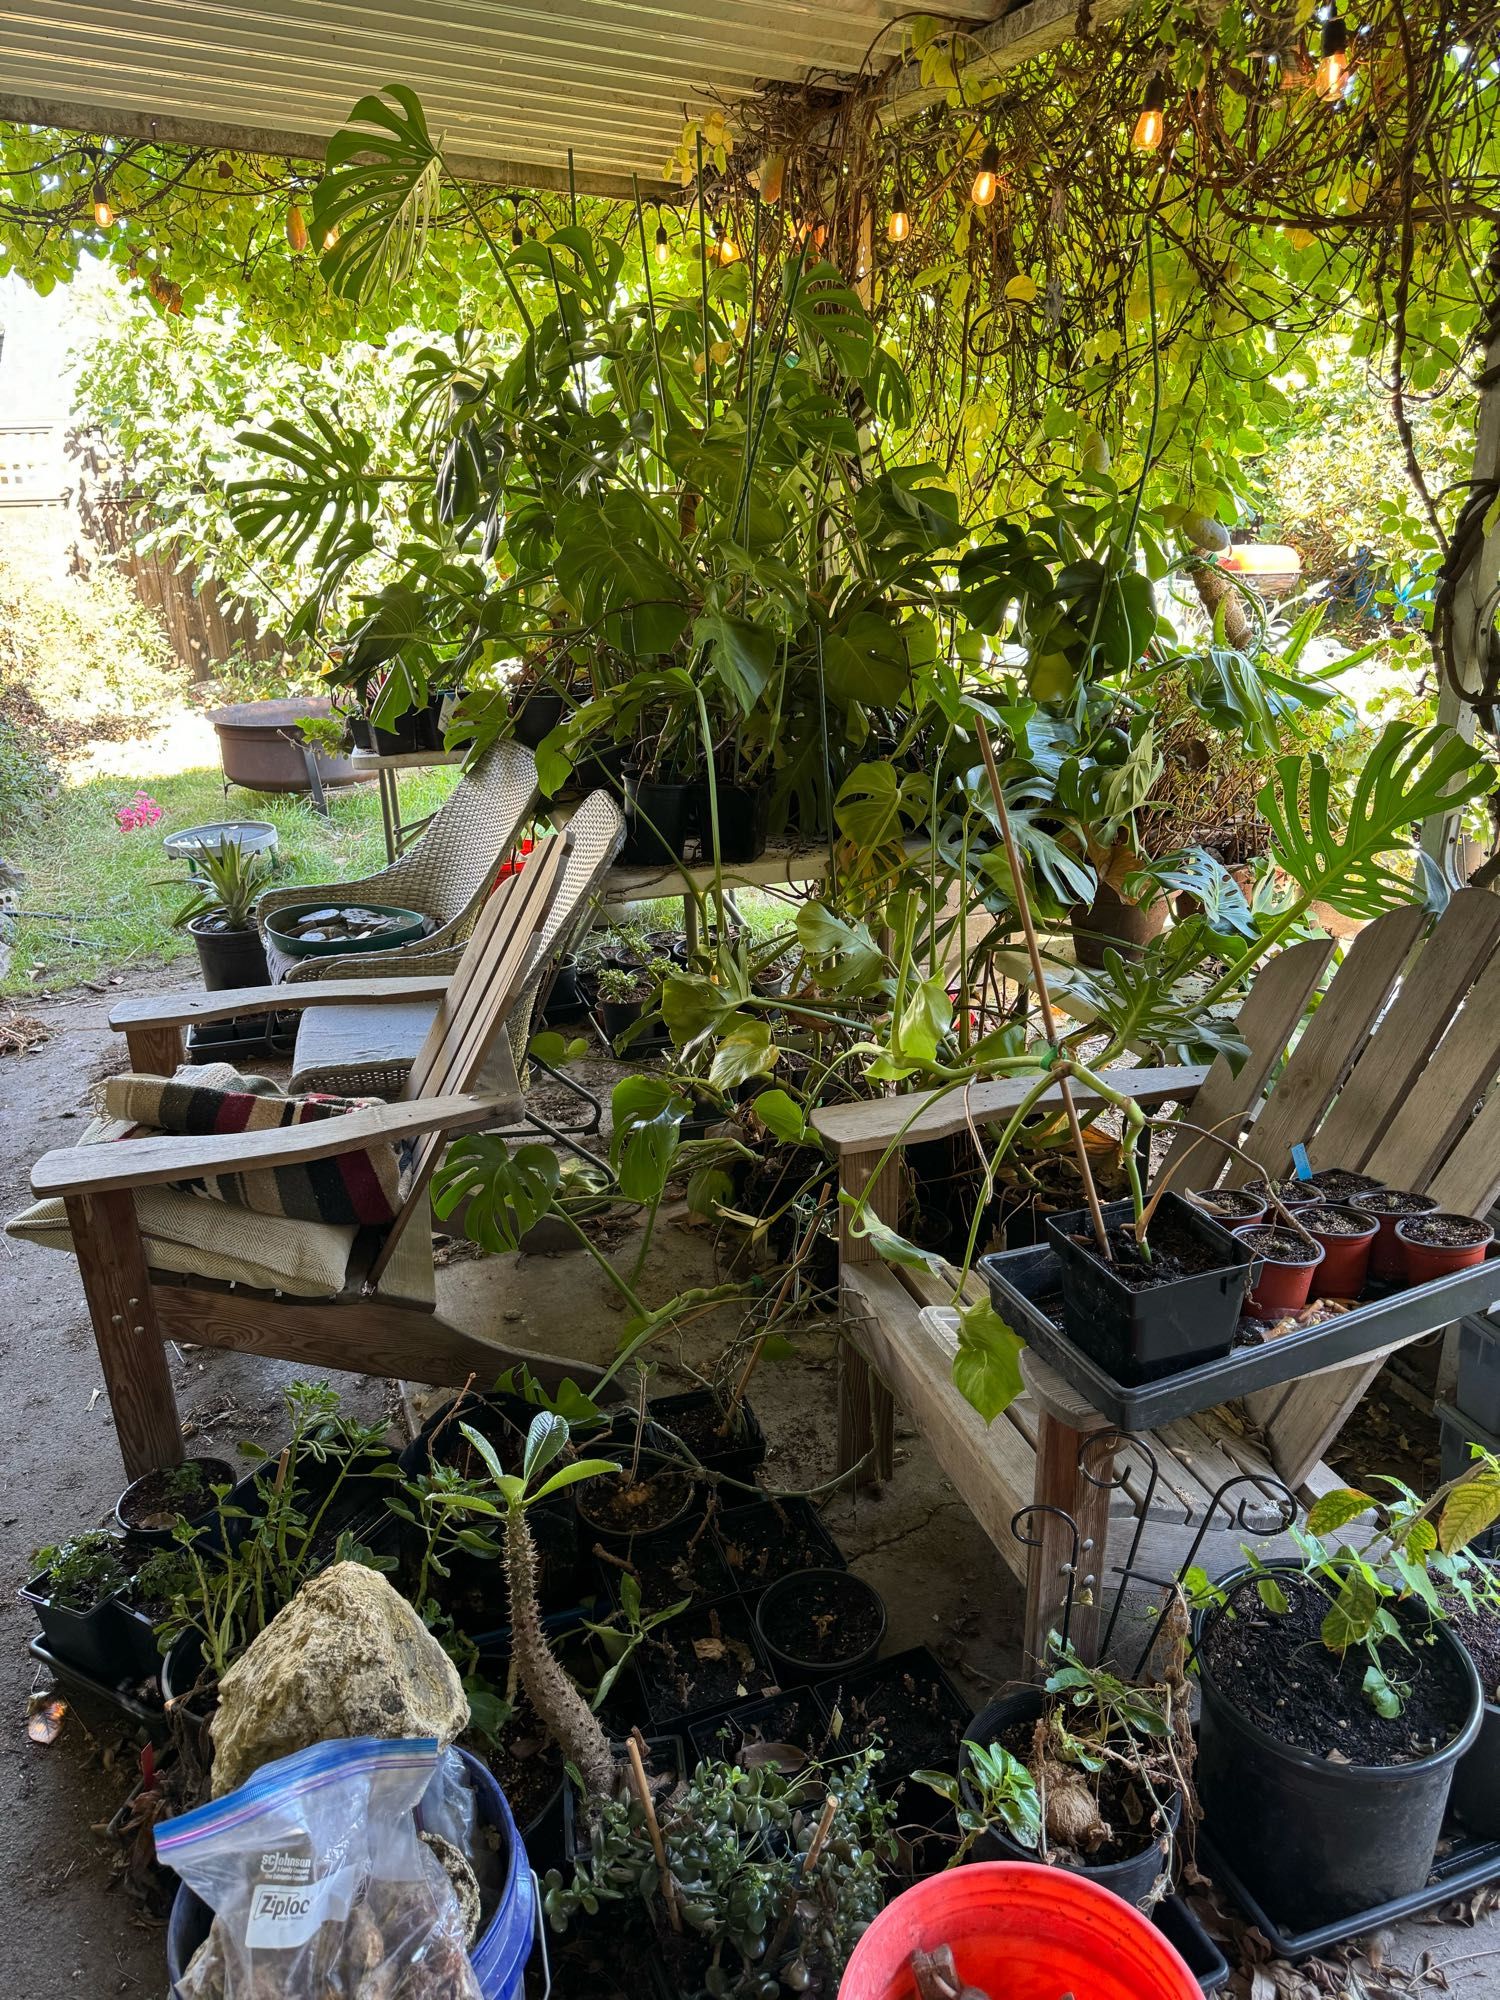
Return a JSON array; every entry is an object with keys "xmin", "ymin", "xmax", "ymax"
[
  {"xmin": 1314, "ymin": 9, "xmax": 1350, "ymax": 99},
  {"xmin": 510, "ymin": 201, "xmax": 524, "ymax": 250},
  {"xmin": 92, "ymin": 180, "xmax": 114, "ymax": 228},
  {"xmin": 1132, "ymin": 75, "xmax": 1167, "ymax": 151},
  {"xmin": 887, "ymin": 179, "xmax": 911, "ymax": 243},
  {"xmin": 322, "ymin": 224, "xmax": 340, "ymax": 250},
  {"xmin": 971, "ymin": 138, "xmax": 1001, "ymax": 208},
  {"xmin": 654, "ymin": 221, "xmax": 670, "ymax": 267},
  {"xmin": 716, "ymin": 222, "xmax": 741, "ymax": 264}
]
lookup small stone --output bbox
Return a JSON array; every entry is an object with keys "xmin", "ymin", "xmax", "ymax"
[{"xmin": 304, "ymin": 907, "xmax": 341, "ymax": 922}]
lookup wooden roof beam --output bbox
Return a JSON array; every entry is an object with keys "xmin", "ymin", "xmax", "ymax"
[{"xmin": 873, "ymin": 0, "xmax": 1133, "ymax": 126}]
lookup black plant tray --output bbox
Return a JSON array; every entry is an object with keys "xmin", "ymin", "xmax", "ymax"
[
  {"xmin": 28, "ymin": 1636, "xmax": 169, "ymax": 1741},
  {"xmin": 1154, "ymin": 1896, "xmax": 1229, "ymax": 1994},
  {"xmin": 1200, "ymin": 1820, "xmax": 1500, "ymax": 1960},
  {"xmin": 980, "ymin": 1242, "xmax": 1500, "ymax": 1429}
]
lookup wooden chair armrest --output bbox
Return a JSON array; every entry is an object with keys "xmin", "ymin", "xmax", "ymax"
[
  {"xmin": 811, "ymin": 1064, "xmax": 1210, "ymax": 1157},
  {"xmin": 108, "ymin": 976, "xmax": 454, "ymax": 1036},
  {"xmin": 32, "ymin": 1092, "xmax": 499, "ymax": 1198}
]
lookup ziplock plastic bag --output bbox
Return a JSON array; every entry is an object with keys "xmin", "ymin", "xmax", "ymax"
[{"xmin": 156, "ymin": 1736, "xmax": 484, "ymax": 1998}]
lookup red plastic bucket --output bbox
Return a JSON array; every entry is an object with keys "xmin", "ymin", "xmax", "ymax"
[{"xmin": 837, "ymin": 1862, "xmax": 1199, "ymax": 2000}]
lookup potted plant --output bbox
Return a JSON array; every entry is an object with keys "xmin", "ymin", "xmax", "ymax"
[
  {"xmin": 1351, "ymin": 1187, "xmax": 1440, "ymax": 1279},
  {"xmin": 1231, "ymin": 1219, "xmax": 1326, "ymax": 1314},
  {"xmin": 649, "ymin": 1384, "xmax": 766, "ymax": 1487},
  {"xmin": 1192, "ymin": 1464, "xmax": 1496, "ymax": 1929},
  {"xmin": 754, "ymin": 1567, "xmax": 886, "ymax": 1681},
  {"xmin": 23, "ymin": 1530, "xmax": 138, "ymax": 1680},
  {"xmin": 1397, "ymin": 1211, "xmax": 1494, "ymax": 1283},
  {"xmin": 573, "ymin": 1415, "xmax": 696, "ymax": 1546},
  {"xmin": 167, "ymin": 836, "xmax": 274, "ymax": 991},
  {"xmin": 115, "ymin": 1457, "xmax": 235, "ymax": 1546},
  {"xmin": 1044, "ymin": 1191, "xmax": 1254, "ymax": 1383},
  {"xmin": 918, "ymin": 1644, "xmax": 1185, "ymax": 1909},
  {"xmin": 1298, "ymin": 1203, "xmax": 1381, "ymax": 1297},
  {"xmin": 1187, "ymin": 1186, "xmax": 1267, "ymax": 1225},
  {"xmin": 1306, "ymin": 1168, "xmax": 1385, "ymax": 1203},
  {"xmin": 717, "ymin": 1498, "xmax": 846, "ymax": 1596},
  {"xmin": 542, "ymin": 1743, "xmax": 895, "ymax": 1997},
  {"xmin": 622, "ymin": 759, "xmax": 696, "ymax": 866},
  {"xmin": 596, "ymin": 965, "xmax": 652, "ymax": 1043},
  {"xmin": 114, "ymin": 1546, "xmax": 200, "ymax": 1681}
]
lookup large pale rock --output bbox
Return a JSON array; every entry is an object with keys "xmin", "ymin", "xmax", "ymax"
[{"xmin": 209, "ymin": 1561, "xmax": 469, "ymax": 1795}]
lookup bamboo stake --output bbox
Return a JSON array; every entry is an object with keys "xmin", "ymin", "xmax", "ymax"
[
  {"xmin": 974, "ymin": 717, "xmax": 1114, "ymax": 1261},
  {"xmin": 626, "ymin": 1732, "xmax": 681, "ymax": 1933},
  {"xmin": 766, "ymin": 1792, "xmax": 842, "ymax": 1968}
]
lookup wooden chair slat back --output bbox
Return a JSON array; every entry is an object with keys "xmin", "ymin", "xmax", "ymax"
[
  {"xmin": 1151, "ymin": 936, "xmax": 1333, "ymax": 1197},
  {"xmin": 1311, "ymin": 889, "xmax": 1500, "ymax": 1174},
  {"xmin": 1364, "ymin": 944, "xmax": 1500, "ymax": 1193},
  {"xmin": 370, "ymin": 835, "xmax": 571, "ymax": 1287},
  {"xmin": 1427, "ymin": 1089, "xmax": 1500, "ymax": 1214},
  {"xmin": 1225, "ymin": 904, "xmax": 1426, "ymax": 1185}
]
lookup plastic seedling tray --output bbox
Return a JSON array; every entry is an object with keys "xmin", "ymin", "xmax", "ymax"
[
  {"xmin": 1200, "ymin": 1820, "xmax": 1500, "ymax": 1960},
  {"xmin": 980, "ymin": 1241, "xmax": 1500, "ymax": 1429},
  {"xmin": 1456, "ymin": 1314, "xmax": 1500, "ymax": 1435},
  {"xmin": 28, "ymin": 1636, "xmax": 168, "ymax": 1741}
]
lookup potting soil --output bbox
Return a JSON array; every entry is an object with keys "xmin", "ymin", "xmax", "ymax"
[{"xmin": 1200, "ymin": 1575, "xmax": 1473, "ymax": 1763}]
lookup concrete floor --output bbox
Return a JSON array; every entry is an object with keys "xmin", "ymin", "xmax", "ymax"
[{"xmin": 3, "ymin": 969, "xmax": 1499, "ymax": 1995}]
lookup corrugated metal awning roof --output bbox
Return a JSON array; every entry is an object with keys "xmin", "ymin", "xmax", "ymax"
[{"xmin": 0, "ymin": 0, "xmax": 1001, "ymax": 194}]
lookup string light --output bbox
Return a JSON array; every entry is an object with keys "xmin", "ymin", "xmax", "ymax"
[
  {"xmin": 92, "ymin": 180, "xmax": 113, "ymax": 229},
  {"xmin": 654, "ymin": 221, "xmax": 670, "ymax": 266},
  {"xmin": 322, "ymin": 226, "xmax": 340, "ymax": 250},
  {"xmin": 1132, "ymin": 75, "xmax": 1167, "ymax": 152},
  {"xmin": 1315, "ymin": 9, "xmax": 1350, "ymax": 99},
  {"xmin": 971, "ymin": 138, "xmax": 1001, "ymax": 207},
  {"xmin": 711, "ymin": 221, "xmax": 741, "ymax": 264},
  {"xmin": 510, "ymin": 200, "xmax": 524, "ymax": 250},
  {"xmin": 887, "ymin": 178, "xmax": 911, "ymax": 243}
]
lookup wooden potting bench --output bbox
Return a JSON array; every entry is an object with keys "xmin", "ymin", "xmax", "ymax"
[{"xmin": 813, "ymin": 889, "xmax": 1500, "ymax": 1669}]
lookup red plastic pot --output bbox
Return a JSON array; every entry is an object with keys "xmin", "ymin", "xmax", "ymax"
[
  {"xmin": 1301, "ymin": 1205, "xmax": 1380, "ymax": 1299},
  {"xmin": 1232, "ymin": 1226, "xmax": 1325, "ymax": 1315},
  {"xmin": 836, "ymin": 1861, "xmax": 1198, "ymax": 2000},
  {"xmin": 1351, "ymin": 1190, "xmax": 1439, "ymax": 1281},
  {"xmin": 1189, "ymin": 1187, "xmax": 1268, "ymax": 1227},
  {"xmin": 1396, "ymin": 1214, "xmax": 1494, "ymax": 1286}
]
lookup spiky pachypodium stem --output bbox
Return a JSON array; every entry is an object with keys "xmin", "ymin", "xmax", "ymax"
[{"xmin": 504, "ymin": 1506, "xmax": 615, "ymax": 1800}]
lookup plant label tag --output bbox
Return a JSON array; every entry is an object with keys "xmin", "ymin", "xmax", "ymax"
[
  {"xmin": 245, "ymin": 1860, "xmax": 360, "ymax": 1949},
  {"xmin": 1290, "ymin": 1143, "xmax": 1313, "ymax": 1181}
]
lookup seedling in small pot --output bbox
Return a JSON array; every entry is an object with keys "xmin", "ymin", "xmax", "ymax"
[
  {"xmin": 1187, "ymin": 1187, "xmax": 1267, "ymax": 1225},
  {"xmin": 1297, "ymin": 1203, "xmax": 1380, "ymax": 1298},
  {"xmin": 1231, "ymin": 1222, "xmax": 1325, "ymax": 1315},
  {"xmin": 116, "ymin": 1458, "xmax": 235, "ymax": 1541}
]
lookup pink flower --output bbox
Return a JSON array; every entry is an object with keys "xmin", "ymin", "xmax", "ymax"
[{"xmin": 116, "ymin": 790, "xmax": 164, "ymax": 832}]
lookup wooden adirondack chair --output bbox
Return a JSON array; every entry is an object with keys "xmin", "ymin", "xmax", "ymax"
[
  {"xmin": 813, "ymin": 888, "xmax": 1500, "ymax": 1668},
  {"xmin": 15, "ymin": 831, "xmax": 600, "ymax": 1479}
]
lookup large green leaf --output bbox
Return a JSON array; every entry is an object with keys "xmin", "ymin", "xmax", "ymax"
[
  {"xmin": 431, "ymin": 1138, "xmax": 560, "ymax": 1253},
  {"xmin": 229, "ymin": 413, "xmax": 379, "ymax": 570},
  {"xmin": 313, "ymin": 86, "xmax": 444, "ymax": 303},
  {"xmin": 785, "ymin": 259, "xmax": 875, "ymax": 382},
  {"xmin": 609, "ymin": 1075, "xmax": 686, "ymax": 1205},
  {"xmin": 820, "ymin": 612, "xmax": 912, "ymax": 708},
  {"xmin": 709, "ymin": 1015, "xmax": 777, "ymax": 1089},
  {"xmin": 693, "ymin": 611, "xmax": 775, "ymax": 716},
  {"xmin": 1439, "ymin": 1465, "xmax": 1500, "ymax": 1552},
  {"xmin": 952, "ymin": 1298, "xmax": 1027, "ymax": 1424},
  {"xmin": 1260, "ymin": 721, "xmax": 1493, "ymax": 921}
]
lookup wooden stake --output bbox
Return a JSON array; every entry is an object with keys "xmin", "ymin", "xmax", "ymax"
[
  {"xmin": 626, "ymin": 1732, "xmax": 681, "ymax": 1933},
  {"xmin": 975, "ymin": 717, "xmax": 1114, "ymax": 1261}
]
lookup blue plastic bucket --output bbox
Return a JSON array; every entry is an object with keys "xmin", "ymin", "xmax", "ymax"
[{"xmin": 164, "ymin": 1747, "xmax": 536, "ymax": 1999}]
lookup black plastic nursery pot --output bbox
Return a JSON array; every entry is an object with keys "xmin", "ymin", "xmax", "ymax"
[
  {"xmin": 633, "ymin": 1599, "xmax": 770, "ymax": 1725},
  {"xmin": 1449, "ymin": 1687, "xmax": 1500, "ymax": 1842},
  {"xmin": 958, "ymin": 1686, "xmax": 1181, "ymax": 1909},
  {"xmin": 115, "ymin": 1457, "xmax": 236, "ymax": 1546},
  {"xmin": 621, "ymin": 773, "xmax": 694, "ymax": 865},
  {"xmin": 1456, "ymin": 1316, "xmax": 1500, "ymax": 1434},
  {"xmin": 1043, "ymin": 1193, "xmax": 1253, "ymax": 1386},
  {"xmin": 598, "ymin": 994, "xmax": 647, "ymax": 1045},
  {"xmin": 686, "ymin": 1686, "xmax": 829, "ymax": 1767},
  {"xmin": 187, "ymin": 915, "xmax": 269, "ymax": 993},
  {"xmin": 574, "ymin": 1417, "xmax": 698, "ymax": 1546},
  {"xmin": 21, "ymin": 1570, "xmax": 134, "ymax": 1683},
  {"xmin": 716, "ymin": 1496, "xmax": 847, "ymax": 1598},
  {"xmin": 541, "ymin": 956, "xmax": 586, "ymax": 1024},
  {"xmin": 596, "ymin": 1516, "xmax": 737, "ymax": 1617},
  {"xmin": 1194, "ymin": 1565, "xmax": 1483, "ymax": 1930},
  {"xmin": 510, "ymin": 685, "xmax": 566, "ymax": 748},
  {"xmin": 648, "ymin": 1389, "xmax": 767, "ymax": 1489},
  {"xmin": 815, "ymin": 1646, "xmax": 971, "ymax": 1803},
  {"xmin": 697, "ymin": 779, "xmax": 770, "ymax": 864},
  {"xmin": 755, "ymin": 1567, "xmax": 887, "ymax": 1682}
]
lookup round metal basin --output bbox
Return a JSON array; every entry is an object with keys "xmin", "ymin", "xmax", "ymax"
[{"xmin": 208, "ymin": 698, "xmax": 361, "ymax": 792}]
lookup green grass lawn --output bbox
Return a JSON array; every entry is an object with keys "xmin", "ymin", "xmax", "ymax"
[{"xmin": 3, "ymin": 763, "xmax": 460, "ymax": 996}]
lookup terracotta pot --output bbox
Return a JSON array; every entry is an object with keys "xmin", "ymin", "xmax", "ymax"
[
  {"xmin": 1232, "ymin": 1225, "xmax": 1324, "ymax": 1315},
  {"xmin": 1396, "ymin": 1213, "xmax": 1494, "ymax": 1286},
  {"xmin": 1070, "ymin": 879, "xmax": 1168, "ymax": 970},
  {"xmin": 1350, "ymin": 1189, "xmax": 1439, "ymax": 1281},
  {"xmin": 1300, "ymin": 1205, "xmax": 1379, "ymax": 1298}
]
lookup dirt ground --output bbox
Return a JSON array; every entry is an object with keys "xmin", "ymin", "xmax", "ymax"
[{"xmin": 3, "ymin": 966, "xmax": 1500, "ymax": 1996}]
